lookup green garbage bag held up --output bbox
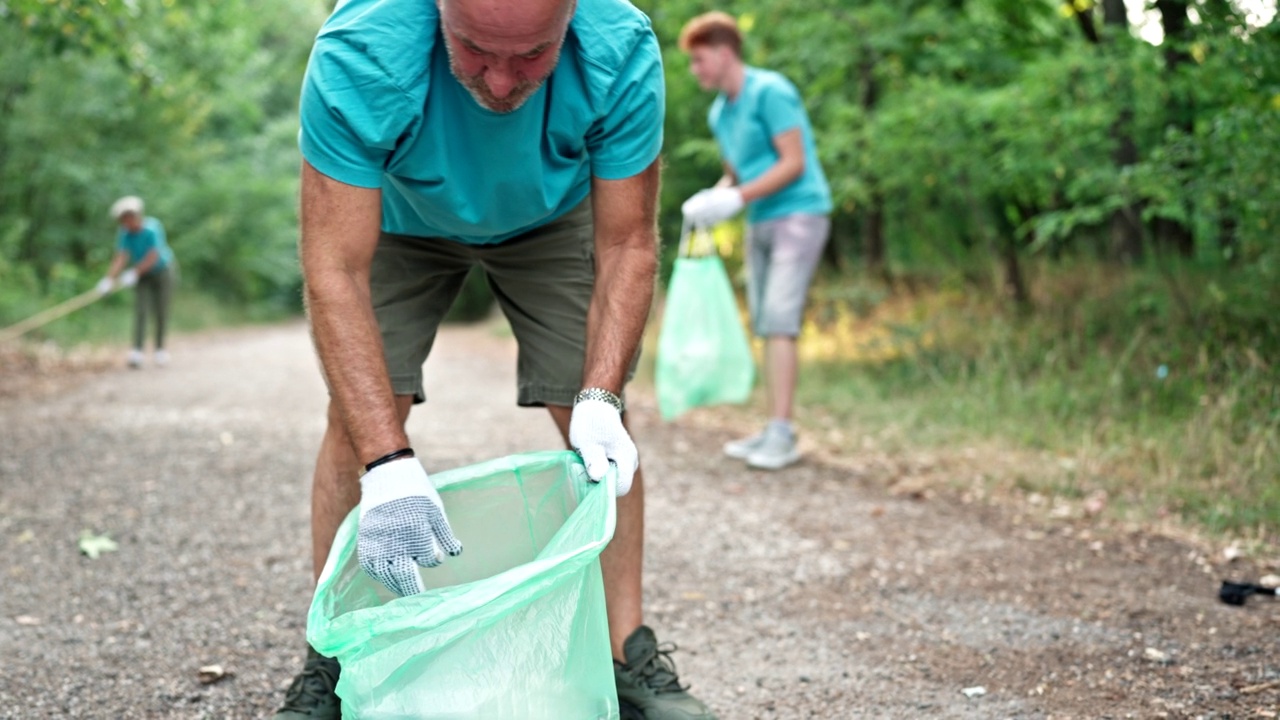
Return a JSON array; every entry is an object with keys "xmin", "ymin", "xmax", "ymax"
[
  {"xmin": 656, "ymin": 224, "xmax": 755, "ymax": 420},
  {"xmin": 308, "ymin": 451, "xmax": 619, "ymax": 720}
]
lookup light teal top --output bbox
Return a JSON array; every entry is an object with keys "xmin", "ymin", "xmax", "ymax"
[
  {"xmin": 299, "ymin": 0, "xmax": 665, "ymax": 244},
  {"xmin": 709, "ymin": 67, "xmax": 832, "ymax": 223},
  {"xmin": 116, "ymin": 217, "xmax": 173, "ymax": 271}
]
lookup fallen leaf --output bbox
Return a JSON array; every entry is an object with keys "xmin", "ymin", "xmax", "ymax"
[
  {"xmin": 197, "ymin": 665, "xmax": 233, "ymax": 685},
  {"xmin": 16, "ymin": 529, "xmax": 34, "ymax": 544},
  {"xmin": 1259, "ymin": 574, "xmax": 1280, "ymax": 588},
  {"xmin": 78, "ymin": 530, "xmax": 119, "ymax": 559},
  {"xmin": 961, "ymin": 686, "xmax": 987, "ymax": 699},
  {"xmin": 1223, "ymin": 544, "xmax": 1244, "ymax": 562}
]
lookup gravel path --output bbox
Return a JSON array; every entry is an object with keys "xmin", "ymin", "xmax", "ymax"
[{"xmin": 1, "ymin": 321, "xmax": 1277, "ymax": 719}]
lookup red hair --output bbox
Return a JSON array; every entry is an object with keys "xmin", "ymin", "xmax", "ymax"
[{"xmin": 678, "ymin": 12, "xmax": 742, "ymax": 57}]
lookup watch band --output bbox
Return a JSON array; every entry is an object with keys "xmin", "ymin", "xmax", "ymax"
[{"xmin": 574, "ymin": 387, "xmax": 624, "ymax": 413}]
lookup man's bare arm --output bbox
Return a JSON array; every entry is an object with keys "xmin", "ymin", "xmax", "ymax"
[
  {"xmin": 714, "ymin": 162, "xmax": 739, "ymax": 189},
  {"xmin": 584, "ymin": 160, "xmax": 661, "ymax": 394},
  {"xmin": 299, "ymin": 160, "xmax": 408, "ymax": 464}
]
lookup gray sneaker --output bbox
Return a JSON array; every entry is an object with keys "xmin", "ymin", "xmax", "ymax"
[
  {"xmin": 614, "ymin": 625, "xmax": 717, "ymax": 720},
  {"xmin": 273, "ymin": 647, "xmax": 341, "ymax": 719},
  {"xmin": 723, "ymin": 431, "xmax": 767, "ymax": 460},
  {"xmin": 746, "ymin": 426, "xmax": 801, "ymax": 470}
]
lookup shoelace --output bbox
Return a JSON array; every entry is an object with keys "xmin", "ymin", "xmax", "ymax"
[
  {"xmin": 633, "ymin": 641, "xmax": 689, "ymax": 694},
  {"xmin": 279, "ymin": 658, "xmax": 339, "ymax": 712}
]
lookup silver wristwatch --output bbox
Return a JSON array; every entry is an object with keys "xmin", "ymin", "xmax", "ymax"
[{"xmin": 574, "ymin": 387, "xmax": 624, "ymax": 413}]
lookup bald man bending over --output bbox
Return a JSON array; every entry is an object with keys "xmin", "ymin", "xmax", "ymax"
[{"xmin": 274, "ymin": 0, "xmax": 717, "ymax": 718}]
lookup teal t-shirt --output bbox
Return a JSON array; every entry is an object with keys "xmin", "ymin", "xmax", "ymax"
[
  {"xmin": 299, "ymin": 0, "xmax": 665, "ymax": 245},
  {"xmin": 116, "ymin": 217, "xmax": 173, "ymax": 271},
  {"xmin": 708, "ymin": 67, "xmax": 832, "ymax": 223}
]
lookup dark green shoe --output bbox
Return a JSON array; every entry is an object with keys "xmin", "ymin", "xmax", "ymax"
[
  {"xmin": 273, "ymin": 647, "xmax": 341, "ymax": 719},
  {"xmin": 614, "ymin": 626, "xmax": 717, "ymax": 720}
]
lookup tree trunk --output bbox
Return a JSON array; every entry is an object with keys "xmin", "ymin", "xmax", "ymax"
[
  {"xmin": 1102, "ymin": 0, "xmax": 1144, "ymax": 262},
  {"xmin": 962, "ymin": 182, "xmax": 1030, "ymax": 311},
  {"xmin": 1152, "ymin": 0, "xmax": 1196, "ymax": 257},
  {"xmin": 822, "ymin": 212, "xmax": 849, "ymax": 270},
  {"xmin": 859, "ymin": 54, "xmax": 887, "ymax": 275},
  {"xmin": 862, "ymin": 197, "xmax": 886, "ymax": 274},
  {"xmin": 1074, "ymin": 2, "xmax": 1100, "ymax": 43},
  {"xmin": 1001, "ymin": 233, "xmax": 1030, "ymax": 309}
]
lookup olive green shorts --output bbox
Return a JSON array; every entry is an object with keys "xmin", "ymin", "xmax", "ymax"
[{"xmin": 371, "ymin": 199, "xmax": 631, "ymax": 407}]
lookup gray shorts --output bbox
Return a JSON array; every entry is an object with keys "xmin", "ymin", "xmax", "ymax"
[
  {"xmin": 371, "ymin": 200, "xmax": 626, "ymax": 407},
  {"xmin": 745, "ymin": 213, "xmax": 831, "ymax": 337}
]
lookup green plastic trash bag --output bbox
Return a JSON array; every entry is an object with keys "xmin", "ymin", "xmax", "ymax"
[
  {"xmin": 656, "ymin": 227, "xmax": 755, "ymax": 420},
  {"xmin": 308, "ymin": 451, "xmax": 619, "ymax": 720}
]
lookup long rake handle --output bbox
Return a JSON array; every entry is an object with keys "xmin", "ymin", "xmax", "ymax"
[{"xmin": 0, "ymin": 289, "xmax": 106, "ymax": 344}]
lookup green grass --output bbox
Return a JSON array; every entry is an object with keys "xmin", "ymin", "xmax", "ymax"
[
  {"xmin": 3, "ymin": 289, "xmax": 299, "ymax": 348},
  {"xmin": 791, "ymin": 260, "xmax": 1280, "ymax": 539}
]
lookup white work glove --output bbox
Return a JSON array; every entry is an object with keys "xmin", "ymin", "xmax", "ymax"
[
  {"xmin": 357, "ymin": 458, "xmax": 462, "ymax": 597},
  {"xmin": 95, "ymin": 277, "xmax": 114, "ymax": 295},
  {"xmin": 681, "ymin": 186, "xmax": 744, "ymax": 226},
  {"xmin": 569, "ymin": 397, "xmax": 637, "ymax": 497},
  {"xmin": 680, "ymin": 189, "xmax": 712, "ymax": 224},
  {"xmin": 118, "ymin": 268, "xmax": 139, "ymax": 288}
]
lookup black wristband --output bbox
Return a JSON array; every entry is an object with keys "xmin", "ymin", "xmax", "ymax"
[{"xmin": 364, "ymin": 447, "xmax": 415, "ymax": 473}]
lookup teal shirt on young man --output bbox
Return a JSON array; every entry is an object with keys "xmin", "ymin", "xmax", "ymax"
[
  {"xmin": 116, "ymin": 217, "xmax": 173, "ymax": 271},
  {"xmin": 299, "ymin": 0, "xmax": 665, "ymax": 245},
  {"xmin": 709, "ymin": 67, "xmax": 832, "ymax": 224}
]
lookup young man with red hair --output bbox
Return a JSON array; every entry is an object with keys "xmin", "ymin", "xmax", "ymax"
[{"xmin": 679, "ymin": 12, "xmax": 833, "ymax": 471}]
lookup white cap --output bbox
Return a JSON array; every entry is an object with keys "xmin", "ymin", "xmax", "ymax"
[{"xmin": 110, "ymin": 196, "xmax": 144, "ymax": 220}]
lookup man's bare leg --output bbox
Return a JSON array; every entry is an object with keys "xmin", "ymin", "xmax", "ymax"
[
  {"xmin": 547, "ymin": 404, "xmax": 643, "ymax": 662},
  {"xmin": 311, "ymin": 395, "xmax": 416, "ymax": 580}
]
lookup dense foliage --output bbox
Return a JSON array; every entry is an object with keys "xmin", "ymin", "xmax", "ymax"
[
  {"xmin": 0, "ymin": 0, "xmax": 325, "ymax": 320},
  {"xmin": 647, "ymin": 0, "xmax": 1278, "ymax": 284},
  {"xmin": 3, "ymin": 1, "xmax": 1275, "ymax": 319}
]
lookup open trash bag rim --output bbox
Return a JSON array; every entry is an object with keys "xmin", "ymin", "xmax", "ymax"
[{"xmin": 307, "ymin": 450, "xmax": 617, "ymax": 657}]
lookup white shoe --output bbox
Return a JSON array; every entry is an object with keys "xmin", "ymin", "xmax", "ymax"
[
  {"xmin": 723, "ymin": 431, "xmax": 768, "ymax": 460},
  {"xmin": 746, "ymin": 426, "xmax": 801, "ymax": 470},
  {"xmin": 126, "ymin": 349, "xmax": 144, "ymax": 369},
  {"xmin": 154, "ymin": 349, "xmax": 170, "ymax": 367}
]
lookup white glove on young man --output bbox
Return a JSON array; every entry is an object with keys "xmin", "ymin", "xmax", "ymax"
[
  {"xmin": 118, "ymin": 268, "xmax": 139, "ymax": 288},
  {"xmin": 569, "ymin": 389, "xmax": 637, "ymax": 497},
  {"xmin": 681, "ymin": 186, "xmax": 744, "ymax": 226},
  {"xmin": 357, "ymin": 455, "xmax": 462, "ymax": 597},
  {"xmin": 95, "ymin": 277, "xmax": 114, "ymax": 295}
]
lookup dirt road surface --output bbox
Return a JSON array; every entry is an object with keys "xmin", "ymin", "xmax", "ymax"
[{"xmin": 1, "ymin": 322, "xmax": 1277, "ymax": 719}]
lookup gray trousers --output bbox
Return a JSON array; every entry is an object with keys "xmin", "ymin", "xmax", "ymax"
[
  {"xmin": 133, "ymin": 267, "xmax": 173, "ymax": 351},
  {"xmin": 745, "ymin": 213, "xmax": 831, "ymax": 337}
]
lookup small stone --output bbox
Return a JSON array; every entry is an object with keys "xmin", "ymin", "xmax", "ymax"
[
  {"xmin": 1143, "ymin": 647, "xmax": 1170, "ymax": 664},
  {"xmin": 961, "ymin": 686, "xmax": 987, "ymax": 699},
  {"xmin": 197, "ymin": 665, "xmax": 232, "ymax": 685}
]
